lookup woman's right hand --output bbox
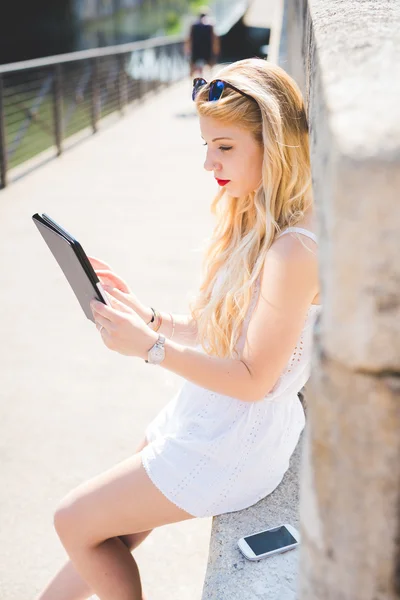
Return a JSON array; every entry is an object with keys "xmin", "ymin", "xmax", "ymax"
[{"xmin": 87, "ymin": 256, "xmax": 152, "ymax": 324}]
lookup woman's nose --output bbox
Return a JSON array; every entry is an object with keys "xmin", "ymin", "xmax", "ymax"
[{"xmin": 204, "ymin": 152, "xmax": 221, "ymax": 172}]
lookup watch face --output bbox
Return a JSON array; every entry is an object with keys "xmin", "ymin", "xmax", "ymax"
[
  {"xmin": 149, "ymin": 344, "xmax": 165, "ymax": 364},
  {"xmin": 153, "ymin": 347, "xmax": 164, "ymax": 361}
]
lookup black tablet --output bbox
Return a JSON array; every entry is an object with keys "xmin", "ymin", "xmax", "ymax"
[{"xmin": 32, "ymin": 213, "xmax": 110, "ymax": 322}]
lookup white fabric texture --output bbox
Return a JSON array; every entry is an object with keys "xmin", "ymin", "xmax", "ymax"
[{"xmin": 141, "ymin": 228, "xmax": 321, "ymax": 517}]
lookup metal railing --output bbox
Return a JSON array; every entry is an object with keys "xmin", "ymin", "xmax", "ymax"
[{"xmin": 0, "ymin": 35, "xmax": 187, "ymax": 188}]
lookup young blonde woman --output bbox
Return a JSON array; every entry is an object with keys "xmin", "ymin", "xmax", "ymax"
[{"xmin": 37, "ymin": 58, "xmax": 321, "ymax": 600}]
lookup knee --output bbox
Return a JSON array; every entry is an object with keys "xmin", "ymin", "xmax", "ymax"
[{"xmin": 53, "ymin": 493, "xmax": 86, "ymax": 545}]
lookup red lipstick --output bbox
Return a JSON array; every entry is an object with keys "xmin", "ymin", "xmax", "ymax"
[{"xmin": 216, "ymin": 178, "xmax": 230, "ymax": 186}]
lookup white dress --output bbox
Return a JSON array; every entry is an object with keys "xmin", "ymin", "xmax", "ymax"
[{"xmin": 141, "ymin": 228, "xmax": 321, "ymax": 518}]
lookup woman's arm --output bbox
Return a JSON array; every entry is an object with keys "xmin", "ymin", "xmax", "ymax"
[
  {"xmin": 91, "ymin": 234, "xmax": 319, "ymax": 403},
  {"xmin": 159, "ymin": 234, "xmax": 318, "ymax": 401},
  {"xmin": 159, "ymin": 340, "xmax": 255, "ymax": 400}
]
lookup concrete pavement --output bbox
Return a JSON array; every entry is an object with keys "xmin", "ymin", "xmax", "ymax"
[{"xmin": 0, "ymin": 80, "xmax": 216, "ymax": 600}]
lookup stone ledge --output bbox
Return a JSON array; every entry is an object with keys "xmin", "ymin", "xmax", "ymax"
[{"xmin": 201, "ymin": 436, "xmax": 302, "ymax": 600}]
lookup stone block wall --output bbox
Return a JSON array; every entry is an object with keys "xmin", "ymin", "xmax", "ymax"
[{"xmin": 282, "ymin": 1, "xmax": 400, "ymax": 598}]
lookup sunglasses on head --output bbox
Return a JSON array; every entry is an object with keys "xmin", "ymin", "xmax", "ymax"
[{"xmin": 192, "ymin": 78, "xmax": 257, "ymax": 104}]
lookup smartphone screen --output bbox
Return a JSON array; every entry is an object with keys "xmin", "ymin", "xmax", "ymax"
[{"xmin": 244, "ymin": 526, "xmax": 297, "ymax": 556}]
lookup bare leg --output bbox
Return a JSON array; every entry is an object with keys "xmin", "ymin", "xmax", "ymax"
[
  {"xmin": 191, "ymin": 60, "xmax": 204, "ymax": 79},
  {"xmin": 36, "ymin": 438, "xmax": 154, "ymax": 600},
  {"xmin": 36, "ymin": 530, "xmax": 152, "ymax": 600},
  {"xmin": 190, "ymin": 61, "xmax": 198, "ymax": 78},
  {"xmin": 205, "ymin": 61, "xmax": 216, "ymax": 80}
]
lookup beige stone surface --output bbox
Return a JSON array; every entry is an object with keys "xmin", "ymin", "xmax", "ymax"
[
  {"xmin": 282, "ymin": 1, "xmax": 400, "ymax": 598},
  {"xmin": 299, "ymin": 346, "xmax": 400, "ymax": 600},
  {"xmin": 286, "ymin": 0, "xmax": 400, "ymax": 372},
  {"xmin": 0, "ymin": 81, "xmax": 214, "ymax": 600}
]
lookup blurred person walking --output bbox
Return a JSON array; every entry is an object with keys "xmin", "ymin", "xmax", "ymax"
[{"xmin": 185, "ymin": 7, "xmax": 220, "ymax": 78}]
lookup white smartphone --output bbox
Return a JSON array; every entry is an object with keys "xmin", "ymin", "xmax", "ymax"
[{"xmin": 237, "ymin": 523, "xmax": 300, "ymax": 561}]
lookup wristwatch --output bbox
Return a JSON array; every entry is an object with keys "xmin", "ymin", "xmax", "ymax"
[{"xmin": 145, "ymin": 334, "xmax": 166, "ymax": 365}]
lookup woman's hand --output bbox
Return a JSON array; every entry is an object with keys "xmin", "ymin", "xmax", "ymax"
[
  {"xmin": 88, "ymin": 256, "xmax": 152, "ymax": 324},
  {"xmin": 90, "ymin": 290, "xmax": 158, "ymax": 359}
]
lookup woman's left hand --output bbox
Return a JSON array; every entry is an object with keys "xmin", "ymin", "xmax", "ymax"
[{"xmin": 90, "ymin": 288, "xmax": 158, "ymax": 359}]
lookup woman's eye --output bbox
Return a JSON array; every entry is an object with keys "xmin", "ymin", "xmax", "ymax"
[{"xmin": 201, "ymin": 143, "xmax": 232, "ymax": 151}]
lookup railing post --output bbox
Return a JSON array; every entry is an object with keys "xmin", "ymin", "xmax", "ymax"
[
  {"xmin": 138, "ymin": 51, "xmax": 145, "ymax": 101},
  {"xmin": 169, "ymin": 45, "xmax": 175, "ymax": 86},
  {"xmin": 0, "ymin": 74, "xmax": 8, "ymax": 189},
  {"xmin": 117, "ymin": 54, "xmax": 127, "ymax": 114},
  {"xmin": 91, "ymin": 58, "xmax": 100, "ymax": 133},
  {"xmin": 155, "ymin": 47, "xmax": 161, "ymax": 92},
  {"xmin": 53, "ymin": 64, "xmax": 63, "ymax": 156}
]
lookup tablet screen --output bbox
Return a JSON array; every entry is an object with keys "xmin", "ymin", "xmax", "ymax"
[{"xmin": 33, "ymin": 215, "xmax": 107, "ymax": 322}]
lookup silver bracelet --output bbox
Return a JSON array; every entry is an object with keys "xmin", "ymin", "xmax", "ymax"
[{"xmin": 169, "ymin": 313, "xmax": 175, "ymax": 339}]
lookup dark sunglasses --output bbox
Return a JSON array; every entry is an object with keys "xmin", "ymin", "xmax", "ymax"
[{"xmin": 192, "ymin": 78, "xmax": 257, "ymax": 104}]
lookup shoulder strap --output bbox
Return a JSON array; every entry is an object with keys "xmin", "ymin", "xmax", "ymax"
[{"xmin": 278, "ymin": 227, "xmax": 318, "ymax": 244}]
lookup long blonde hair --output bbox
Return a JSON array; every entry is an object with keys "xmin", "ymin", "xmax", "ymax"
[{"xmin": 191, "ymin": 58, "xmax": 313, "ymax": 358}]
